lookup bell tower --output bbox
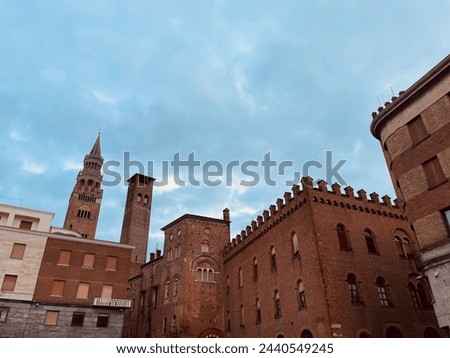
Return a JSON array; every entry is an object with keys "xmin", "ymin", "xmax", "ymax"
[
  {"xmin": 120, "ymin": 173, "xmax": 155, "ymax": 271},
  {"xmin": 63, "ymin": 132, "xmax": 104, "ymax": 239}
]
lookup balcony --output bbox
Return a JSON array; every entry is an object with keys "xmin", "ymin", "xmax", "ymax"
[{"xmin": 93, "ymin": 297, "xmax": 132, "ymax": 308}]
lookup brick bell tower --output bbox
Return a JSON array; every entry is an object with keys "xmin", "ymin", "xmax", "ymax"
[
  {"xmin": 120, "ymin": 173, "xmax": 155, "ymax": 273},
  {"xmin": 63, "ymin": 132, "xmax": 104, "ymax": 239}
]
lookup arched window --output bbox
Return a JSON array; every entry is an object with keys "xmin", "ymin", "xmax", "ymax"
[
  {"xmin": 298, "ymin": 280, "xmax": 307, "ymax": 310},
  {"xmin": 337, "ymin": 224, "xmax": 351, "ymax": 251},
  {"xmin": 240, "ymin": 305, "xmax": 245, "ymax": 327},
  {"xmin": 144, "ymin": 195, "xmax": 149, "ymax": 205},
  {"xmin": 394, "ymin": 230, "xmax": 412, "ymax": 258},
  {"xmin": 255, "ymin": 298, "xmax": 261, "ymax": 324},
  {"xmin": 408, "ymin": 282, "xmax": 421, "ymax": 308},
  {"xmin": 175, "ymin": 243, "xmax": 181, "ymax": 258},
  {"xmin": 201, "ymin": 241, "xmax": 209, "ymax": 253},
  {"xmin": 252, "ymin": 257, "xmax": 258, "ymax": 281},
  {"xmin": 164, "ymin": 279, "xmax": 170, "ymax": 300},
  {"xmin": 167, "ymin": 248, "xmax": 173, "ymax": 262},
  {"xmin": 347, "ymin": 273, "xmax": 363, "ymax": 304},
  {"xmin": 270, "ymin": 246, "xmax": 277, "ymax": 271},
  {"xmin": 173, "ymin": 276, "xmax": 179, "ymax": 297},
  {"xmin": 137, "ymin": 193, "xmax": 142, "ymax": 202},
  {"xmin": 238, "ymin": 267, "xmax": 243, "ymax": 287},
  {"xmin": 364, "ymin": 229, "xmax": 379, "ymax": 255},
  {"xmin": 196, "ymin": 265, "xmax": 214, "ymax": 283},
  {"xmin": 274, "ymin": 290, "xmax": 282, "ymax": 318},
  {"xmin": 292, "ymin": 232, "xmax": 299, "ymax": 257},
  {"xmin": 376, "ymin": 277, "xmax": 392, "ymax": 307}
]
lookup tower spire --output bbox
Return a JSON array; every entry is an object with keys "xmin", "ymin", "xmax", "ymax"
[
  {"xmin": 63, "ymin": 133, "xmax": 104, "ymax": 239},
  {"xmin": 89, "ymin": 130, "xmax": 102, "ymax": 157}
]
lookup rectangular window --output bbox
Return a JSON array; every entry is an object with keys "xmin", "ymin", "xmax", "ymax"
[
  {"xmin": 71, "ymin": 312, "xmax": 85, "ymax": 327},
  {"xmin": 44, "ymin": 311, "xmax": 59, "ymax": 326},
  {"xmin": 423, "ymin": 157, "xmax": 446, "ymax": 188},
  {"xmin": 0, "ymin": 307, "xmax": 9, "ymax": 322},
  {"xmin": 57, "ymin": 250, "xmax": 71, "ymax": 266},
  {"xmin": 408, "ymin": 116, "xmax": 428, "ymax": 144},
  {"xmin": 1, "ymin": 275, "xmax": 17, "ymax": 292},
  {"xmin": 10, "ymin": 243, "xmax": 26, "ymax": 260},
  {"xmin": 76, "ymin": 282, "xmax": 90, "ymax": 299},
  {"xmin": 19, "ymin": 220, "xmax": 33, "ymax": 230},
  {"xmin": 101, "ymin": 284, "xmax": 113, "ymax": 299},
  {"xmin": 50, "ymin": 280, "xmax": 65, "ymax": 297},
  {"xmin": 82, "ymin": 253, "xmax": 95, "ymax": 268},
  {"xmin": 97, "ymin": 313, "xmax": 109, "ymax": 328},
  {"xmin": 106, "ymin": 256, "xmax": 118, "ymax": 271}
]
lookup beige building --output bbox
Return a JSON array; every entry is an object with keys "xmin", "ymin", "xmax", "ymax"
[{"xmin": 0, "ymin": 204, "xmax": 53, "ymax": 337}]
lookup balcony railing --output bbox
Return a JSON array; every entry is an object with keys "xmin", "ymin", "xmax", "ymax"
[{"xmin": 93, "ymin": 297, "xmax": 132, "ymax": 308}]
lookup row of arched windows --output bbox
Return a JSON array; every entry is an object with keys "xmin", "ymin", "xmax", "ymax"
[
  {"xmin": 85, "ymin": 161, "xmax": 101, "ymax": 170},
  {"xmin": 336, "ymin": 225, "xmax": 412, "ymax": 257},
  {"xmin": 346, "ymin": 273, "xmax": 433, "ymax": 309},
  {"xmin": 78, "ymin": 194, "xmax": 96, "ymax": 203},
  {"xmin": 136, "ymin": 193, "xmax": 150, "ymax": 205},
  {"xmin": 231, "ymin": 273, "xmax": 430, "ymax": 329},
  {"xmin": 77, "ymin": 209, "xmax": 91, "ymax": 219},
  {"xmin": 196, "ymin": 267, "xmax": 215, "ymax": 283},
  {"xmin": 234, "ymin": 227, "xmax": 412, "ymax": 290},
  {"xmin": 347, "ymin": 274, "xmax": 393, "ymax": 306},
  {"xmin": 78, "ymin": 179, "xmax": 101, "ymax": 192}
]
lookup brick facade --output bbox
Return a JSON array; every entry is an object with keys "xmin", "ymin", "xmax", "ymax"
[
  {"xmin": 222, "ymin": 178, "xmax": 442, "ymax": 338},
  {"xmin": 124, "ymin": 177, "xmax": 443, "ymax": 338},
  {"xmin": 123, "ymin": 213, "xmax": 230, "ymax": 338}
]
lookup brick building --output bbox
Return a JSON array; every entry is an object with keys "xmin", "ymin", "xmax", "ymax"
[
  {"xmin": 124, "ymin": 177, "xmax": 443, "ymax": 338},
  {"xmin": 123, "ymin": 209, "xmax": 231, "ymax": 338},
  {"xmin": 371, "ymin": 54, "xmax": 450, "ymax": 332},
  {"xmin": 223, "ymin": 178, "xmax": 441, "ymax": 338}
]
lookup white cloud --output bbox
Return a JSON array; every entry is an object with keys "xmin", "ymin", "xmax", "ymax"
[
  {"xmin": 233, "ymin": 65, "xmax": 267, "ymax": 115},
  {"xmin": 21, "ymin": 159, "xmax": 47, "ymax": 175},
  {"xmin": 63, "ymin": 159, "xmax": 82, "ymax": 171},
  {"xmin": 9, "ymin": 129, "xmax": 27, "ymax": 142},
  {"xmin": 153, "ymin": 175, "xmax": 183, "ymax": 194},
  {"xmin": 233, "ymin": 205, "xmax": 259, "ymax": 217},
  {"xmin": 92, "ymin": 90, "xmax": 117, "ymax": 104},
  {"xmin": 40, "ymin": 69, "xmax": 66, "ymax": 83}
]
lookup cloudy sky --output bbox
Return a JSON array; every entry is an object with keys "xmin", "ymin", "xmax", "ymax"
[{"xmin": 1, "ymin": 1, "xmax": 449, "ymax": 255}]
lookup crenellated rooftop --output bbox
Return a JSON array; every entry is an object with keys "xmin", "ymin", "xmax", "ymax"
[{"xmin": 223, "ymin": 177, "xmax": 406, "ymax": 262}]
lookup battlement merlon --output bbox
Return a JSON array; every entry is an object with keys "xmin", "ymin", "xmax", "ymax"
[{"xmin": 223, "ymin": 177, "xmax": 406, "ymax": 259}]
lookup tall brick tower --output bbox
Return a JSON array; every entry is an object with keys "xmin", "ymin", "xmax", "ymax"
[
  {"xmin": 63, "ymin": 132, "xmax": 104, "ymax": 239},
  {"xmin": 120, "ymin": 173, "xmax": 155, "ymax": 271}
]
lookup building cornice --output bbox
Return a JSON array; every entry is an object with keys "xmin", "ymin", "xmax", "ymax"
[{"xmin": 370, "ymin": 54, "xmax": 450, "ymax": 139}]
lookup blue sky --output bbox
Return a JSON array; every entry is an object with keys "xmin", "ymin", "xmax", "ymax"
[{"xmin": 1, "ymin": 0, "xmax": 449, "ymax": 255}]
